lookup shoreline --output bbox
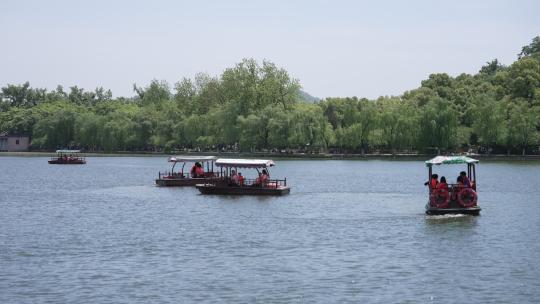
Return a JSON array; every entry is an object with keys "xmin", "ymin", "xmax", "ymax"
[{"xmin": 1, "ymin": 151, "xmax": 540, "ymax": 161}]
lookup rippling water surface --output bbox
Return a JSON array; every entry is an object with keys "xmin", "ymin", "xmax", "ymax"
[{"xmin": 1, "ymin": 156, "xmax": 540, "ymax": 303}]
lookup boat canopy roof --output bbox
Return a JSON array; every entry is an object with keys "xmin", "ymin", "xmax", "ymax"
[
  {"xmin": 168, "ymin": 155, "xmax": 217, "ymax": 163},
  {"xmin": 56, "ymin": 150, "xmax": 81, "ymax": 153},
  {"xmin": 215, "ymin": 158, "xmax": 275, "ymax": 168},
  {"xmin": 425, "ymin": 155, "xmax": 479, "ymax": 166}
]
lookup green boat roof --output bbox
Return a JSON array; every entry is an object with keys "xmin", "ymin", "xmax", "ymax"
[
  {"xmin": 425, "ymin": 155, "xmax": 479, "ymax": 166},
  {"xmin": 56, "ymin": 150, "xmax": 81, "ymax": 153}
]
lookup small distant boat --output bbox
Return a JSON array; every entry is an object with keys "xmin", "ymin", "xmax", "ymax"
[
  {"xmin": 196, "ymin": 158, "xmax": 291, "ymax": 196},
  {"xmin": 425, "ymin": 156, "xmax": 481, "ymax": 216},
  {"xmin": 155, "ymin": 156, "xmax": 219, "ymax": 186},
  {"xmin": 48, "ymin": 150, "xmax": 86, "ymax": 164}
]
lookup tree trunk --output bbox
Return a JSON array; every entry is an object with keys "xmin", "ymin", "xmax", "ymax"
[{"xmin": 522, "ymin": 147, "xmax": 526, "ymax": 156}]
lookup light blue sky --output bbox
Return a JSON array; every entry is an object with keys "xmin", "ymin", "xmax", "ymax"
[{"xmin": 1, "ymin": 0, "xmax": 539, "ymax": 99}]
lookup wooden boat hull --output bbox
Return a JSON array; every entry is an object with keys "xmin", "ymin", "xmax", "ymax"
[
  {"xmin": 425, "ymin": 203, "xmax": 481, "ymax": 216},
  {"xmin": 48, "ymin": 159, "xmax": 86, "ymax": 164},
  {"xmin": 196, "ymin": 184, "xmax": 291, "ymax": 196},
  {"xmin": 155, "ymin": 178, "xmax": 208, "ymax": 187}
]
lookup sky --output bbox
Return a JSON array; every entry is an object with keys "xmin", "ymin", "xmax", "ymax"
[{"xmin": 1, "ymin": 0, "xmax": 539, "ymax": 99}]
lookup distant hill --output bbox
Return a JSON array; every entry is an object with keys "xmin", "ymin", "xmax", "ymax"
[{"xmin": 298, "ymin": 90, "xmax": 320, "ymax": 103}]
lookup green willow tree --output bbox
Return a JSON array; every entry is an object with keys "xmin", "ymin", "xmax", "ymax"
[
  {"xmin": 377, "ymin": 97, "xmax": 418, "ymax": 154},
  {"xmin": 507, "ymin": 100, "xmax": 540, "ymax": 155},
  {"xmin": 418, "ymin": 98, "xmax": 459, "ymax": 153},
  {"xmin": 471, "ymin": 94, "xmax": 505, "ymax": 154}
]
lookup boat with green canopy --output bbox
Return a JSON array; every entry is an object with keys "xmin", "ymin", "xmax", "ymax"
[{"xmin": 425, "ymin": 155, "xmax": 481, "ymax": 215}]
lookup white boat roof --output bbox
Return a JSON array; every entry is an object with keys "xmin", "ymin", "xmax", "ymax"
[
  {"xmin": 168, "ymin": 155, "xmax": 217, "ymax": 162},
  {"xmin": 56, "ymin": 150, "xmax": 81, "ymax": 153},
  {"xmin": 215, "ymin": 158, "xmax": 275, "ymax": 168},
  {"xmin": 425, "ymin": 155, "xmax": 479, "ymax": 166}
]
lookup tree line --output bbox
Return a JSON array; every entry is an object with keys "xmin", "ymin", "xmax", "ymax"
[{"xmin": 1, "ymin": 37, "xmax": 539, "ymax": 155}]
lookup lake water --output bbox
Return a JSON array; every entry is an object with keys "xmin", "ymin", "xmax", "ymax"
[{"xmin": 1, "ymin": 156, "xmax": 539, "ymax": 303}]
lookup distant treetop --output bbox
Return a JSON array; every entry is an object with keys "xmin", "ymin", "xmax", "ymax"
[{"xmin": 519, "ymin": 36, "xmax": 540, "ymax": 59}]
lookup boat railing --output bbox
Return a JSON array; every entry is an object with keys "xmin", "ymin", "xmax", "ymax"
[
  {"xmin": 51, "ymin": 155, "xmax": 85, "ymax": 161},
  {"xmin": 158, "ymin": 171, "xmax": 221, "ymax": 179},
  {"xmin": 201, "ymin": 177, "xmax": 288, "ymax": 188},
  {"xmin": 429, "ymin": 183, "xmax": 477, "ymax": 194},
  {"xmin": 158, "ymin": 172, "xmax": 188, "ymax": 179}
]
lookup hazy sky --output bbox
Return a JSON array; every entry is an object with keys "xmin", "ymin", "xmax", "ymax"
[{"xmin": 1, "ymin": 0, "xmax": 539, "ymax": 99}]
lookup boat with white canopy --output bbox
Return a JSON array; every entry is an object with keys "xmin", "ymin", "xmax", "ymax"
[
  {"xmin": 48, "ymin": 150, "xmax": 86, "ymax": 164},
  {"xmin": 196, "ymin": 158, "xmax": 290, "ymax": 195},
  {"xmin": 425, "ymin": 156, "xmax": 481, "ymax": 215},
  {"xmin": 155, "ymin": 155, "xmax": 218, "ymax": 186}
]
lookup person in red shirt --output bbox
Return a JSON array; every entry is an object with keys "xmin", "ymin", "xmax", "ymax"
[
  {"xmin": 230, "ymin": 169, "xmax": 239, "ymax": 185},
  {"xmin": 437, "ymin": 176, "xmax": 448, "ymax": 190},
  {"xmin": 195, "ymin": 163, "xmax": 204, "ymax": 177},
  {"xmin": 425, "ymin": 174, "xmax": 439, "ymax": 189},
  {"xmin": 191, "ymin": 162, "xmax": 205, "ymax": 178},
  {"xmin": 190, "ymin": 163, "xmax": 197, "ymax": 178},
  {"xmin": 460, "ymin": 171, "xmax": 471, "ymax": 188},
  {"xmin": 238, "ymin": 173, "xmax": 245, "ymax": 186},
  {"xmin": 255, "ymin": 169, "xmax": 269, "ymax": 187},
  {"xmin": 260, "ymin": 169, "xmax": 269, "ymax": 185}
]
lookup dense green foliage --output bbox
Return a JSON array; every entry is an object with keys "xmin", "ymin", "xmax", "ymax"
[{"xmin": 1, "ymin": 39, "xmax": 540, "ymax": 155}]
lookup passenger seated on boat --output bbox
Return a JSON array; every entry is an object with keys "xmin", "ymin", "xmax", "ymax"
[
  {"xmin": 254, "ymin": 169, "xmax": 269, "ymax": 187},
  {"xmin": 230, "ymin": 170, "xmax": 239, "ymax": 186},
  {"xmin": 436, "ymin": 176, "xmax": 448, "ymax": 190},
  {"xmin": 190, "ymin": 164, "xmax": 197, "ymax": 177},
  {"xmin": 195, "ymin": 163, "xmax": 204, "ymax": 177},
  {"xmin": 460, "ymin": 171, "xmax": 471, "ymax": 188},
  {"xmin": 456, "ymin": 176, "xmax": 464, "ymax": 188},
  {"xmin": 191, "ymin": 162, "xmax": 205, "ymax": 178},
  {"xmin": 238, "ymin": 173, "xmax": 244, "ymax": 186},
  {"xmin": 424, "ymin": 174, "xmax": 438, "ymax": 189},
  {"xmin": 451, "ymin": 175, "xmax": 464, "ymax": 198}
]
